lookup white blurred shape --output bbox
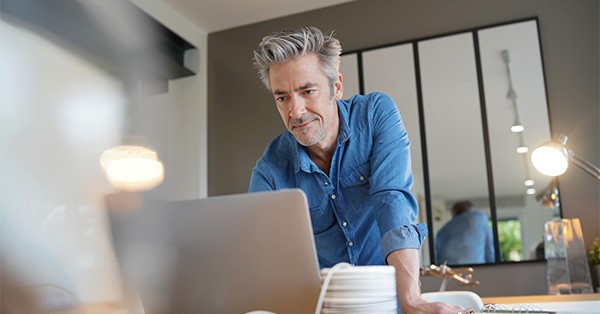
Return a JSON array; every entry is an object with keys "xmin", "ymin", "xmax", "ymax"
[
  {"xmin": 532, "ymin": 146, "xmax": 569, "ymax": 176},
  {"xmin": 516, "ymin": 145, "xmax": 529, "ymax": 154},
  {"xmin": 1, "ymin": 18, "xmax": 124, "ymax": 306},
  {"xmin": 100, "ymin": 145, "xmax": 164, "ymax": 191},
  {"xmin": 510, "ymin": 124, "xmax": 524, "ymax": 133},
  {"xmin": 59, "ymin": 89, "xmax": 125, "ymax": 146}
]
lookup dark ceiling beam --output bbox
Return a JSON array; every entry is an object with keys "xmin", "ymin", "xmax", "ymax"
[{"xmin": 1, "ymin": 0, "xmax": 196, "ymax": 94}]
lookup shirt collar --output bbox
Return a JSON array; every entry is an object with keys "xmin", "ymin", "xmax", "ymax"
[{"xmin": 337, "ymin": 100, "xmax": 351, "ymax": 144}]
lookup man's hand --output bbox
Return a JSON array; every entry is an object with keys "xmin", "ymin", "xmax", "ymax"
[
  {"xmin": 386, "ymin": 249, "xmax": 465, "ymax": 313},
  {"xmin": 399, "ymin": 299, "xmax": 466, "ymax": 314}
]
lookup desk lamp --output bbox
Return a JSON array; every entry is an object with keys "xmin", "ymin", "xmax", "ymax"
[{"xmin": 531, "ymin": 134, "xmax": 600, "ymax": 180}]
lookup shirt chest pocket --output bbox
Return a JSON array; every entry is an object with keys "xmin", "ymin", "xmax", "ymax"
[{"xmin": 340, "ymin": 160, "xmax": 371, "ymax": 189}]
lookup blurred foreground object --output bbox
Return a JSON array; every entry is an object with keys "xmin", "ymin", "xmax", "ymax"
[{"xmin": 544, "ymin": 218, "xmax": 593, "ymax": 294}]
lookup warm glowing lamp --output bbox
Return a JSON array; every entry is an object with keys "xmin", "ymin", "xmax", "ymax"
[
  {"xmin": 531, "ymin": 134, "xmax": 600, "ymax": 179},
  {"xmin": 100, "ymin": 145, "xmax": 164, "ymax": 191},
  {"xmin": 100, "ymin": 80, "xmax": 166, "ymax": 192}
]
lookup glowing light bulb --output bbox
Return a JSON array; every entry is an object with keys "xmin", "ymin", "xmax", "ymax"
[
  {"xmin": 510, "ymin": 124, "xmax": 524, "ymax": 133},
  {"xmin": 100, "ymin": 145, "xmax": 164, "ymax": 191},
  {"xmin": 531, "ymin": 145, "xmax": 569, "ymax": 176},
  {"xmin": 516, "ymin": 145, "xmax": 529, "ymax": 154}
]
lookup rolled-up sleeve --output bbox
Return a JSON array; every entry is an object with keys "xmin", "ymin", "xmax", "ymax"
[
  {"xmin": 381, "ymin": 224, "xmax": 428, "ymax": 260},
  {"xmin": 367, "ymin": 92, "xmax": 426, "ymax": 258}
]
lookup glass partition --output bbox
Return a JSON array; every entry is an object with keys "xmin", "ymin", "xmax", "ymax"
[
  {"xmin": 340, "ymin": 18, "xmax": 557, "ymax": 266},
  {"xmin": 418, "ymin": 32, "xmax": 494, "ymax": 265}
]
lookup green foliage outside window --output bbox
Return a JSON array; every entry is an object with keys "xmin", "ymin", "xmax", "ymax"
[
  {"xmin": 589, "ymin": 237, "xmax": 600, "ymax": 265},
  {"xmin": 493, "ymin": 219, "xmax": 524, "ymax": 262}
]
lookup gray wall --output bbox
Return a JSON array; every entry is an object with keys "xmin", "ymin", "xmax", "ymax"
[{"xmin": 207, "ymin": 0, "xmax": 599, "ymax": 296}]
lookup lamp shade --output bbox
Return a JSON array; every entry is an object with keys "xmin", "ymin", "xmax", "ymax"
[
  {"xmin": 531, "ymin": 140, "xmax": 569, "ymax": 177},
  {"xmin": 100, "ymin": 145, "xmax": 164, "ymax": 191}
]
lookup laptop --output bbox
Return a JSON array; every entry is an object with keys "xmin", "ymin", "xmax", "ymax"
[{"xmin": 108, "ymin": 189, "xmax": 322, "ymax": 314}]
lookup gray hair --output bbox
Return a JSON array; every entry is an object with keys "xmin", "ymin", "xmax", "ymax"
[{"xmin": 253, "ymin": 26, "xmax": 342, "ymax": 91}]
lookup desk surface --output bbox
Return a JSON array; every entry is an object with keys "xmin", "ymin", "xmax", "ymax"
[
  {"xmin": 48, "ymin": 293, "xmax": 600, "ymax": 313},
  {"xmin": 482, "ymin": 293, "xmax": 600, "ymax": 304},
  {"xmin": 50, "ymin": 303, "xmax": 125, "ymax": 314}
]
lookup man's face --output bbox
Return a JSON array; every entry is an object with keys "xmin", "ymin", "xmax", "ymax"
[{"xmin": 268, "ymin": 54, "xmax": 343, "ymax": 147}]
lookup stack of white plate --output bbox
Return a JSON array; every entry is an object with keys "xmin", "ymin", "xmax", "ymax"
[{"xmin": 319, "ymin": 265, "xmax": 397, "ymax": 314}]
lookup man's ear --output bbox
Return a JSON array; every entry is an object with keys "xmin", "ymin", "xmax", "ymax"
[{"xmin": 334, "ymin": 73, "xmax": 344, "ymax": 100}]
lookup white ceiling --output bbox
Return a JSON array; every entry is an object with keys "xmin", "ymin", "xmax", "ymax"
[{"xmin": 162, "ymin": 0, "xmax": 355, "ymax": 33}]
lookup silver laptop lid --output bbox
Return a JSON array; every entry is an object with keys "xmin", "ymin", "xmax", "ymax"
[{"xmin": 109, "ymin": 189, "xmax": 321, "ymax": 314}]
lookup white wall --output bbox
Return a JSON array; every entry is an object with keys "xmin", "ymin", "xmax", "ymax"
[{"xmin": 0, "ymin": 1, "xmax": 207, "ymax": 308}]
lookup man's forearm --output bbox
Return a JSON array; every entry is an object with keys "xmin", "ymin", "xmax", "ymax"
[
  {"xmin": 386, "ymin": 248, "xmax": 423, "ymax": 310},
  {"xmin": 386, "ymin": 249, "xmax": 464, "ymax": 313}
]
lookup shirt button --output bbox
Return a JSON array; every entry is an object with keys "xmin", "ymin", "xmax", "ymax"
[
  {"xmin": 342, "ymin": 221, "xmax": 348, "ymax": 227},
  {"xmin": 324, "ymin": 182, "xmax": 329, "ymax": 186},
  {"xmin": 359, "ymin": 175, "xmax": 364, "ymax": 181},
  {"xmin": 331, "ymin": 194, "xmax": 336, "ymax": 200},
  {"xmin": 348, "ymin": 241, "xmax": 354, "ymax": 247}
]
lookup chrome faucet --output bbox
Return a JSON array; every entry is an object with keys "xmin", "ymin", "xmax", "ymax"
[{"xmin": 420, "ymin": 263, "xmax": 480, "ymax": 291}]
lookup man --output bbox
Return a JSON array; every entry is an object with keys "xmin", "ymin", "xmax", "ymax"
[
  {"xmin": 249, "ymin": 26, "xmax": 463, "ymax": 313},
  {"xmin": 436, "ymin": 200, "xmax": 495, "ymax": 265}
]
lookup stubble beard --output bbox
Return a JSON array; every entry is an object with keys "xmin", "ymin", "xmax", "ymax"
[{"xmin": 291, "ymin": 98, "xmax": 336, "ymax": 147}]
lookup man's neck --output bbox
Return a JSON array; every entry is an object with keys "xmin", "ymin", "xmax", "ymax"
[
  {"xmin": 307, "ymin": 117, "xmax": 339, "ymax": 175},
  {"xmin": 307, "ymin": 145, "xmax": 334, "ymax": 175}
]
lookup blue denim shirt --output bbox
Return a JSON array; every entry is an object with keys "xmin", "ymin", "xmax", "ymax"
[
  {"xmin": 249, "ymin": 92, "xmax": 427, "ymax": 268},
  {"xmin": 435, "ymin": 209, "xmax": 495, "ymax": 265}
]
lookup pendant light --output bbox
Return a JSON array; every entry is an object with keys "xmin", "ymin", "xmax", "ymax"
[{"xmin": 100, "ymin": 80, "xmax": 164, "ymax": 191}]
